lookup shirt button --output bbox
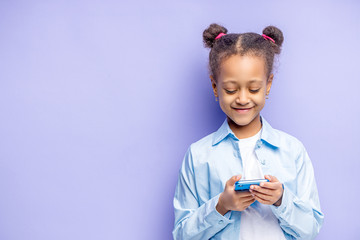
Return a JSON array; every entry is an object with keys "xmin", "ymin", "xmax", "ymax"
[{"xmin": 218, "ymin": 220, "xmax": 224, "ymax": 224}]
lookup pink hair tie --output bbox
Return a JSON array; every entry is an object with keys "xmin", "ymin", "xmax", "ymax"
[
  {"xmin": 215, "ymin": 32, "xmax": 226, "ymax": 40},
  {"xmin": 262, "ymin": 34, "xmax": 275, "ymax": 43}
]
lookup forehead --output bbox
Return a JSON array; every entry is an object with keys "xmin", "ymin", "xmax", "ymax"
[{"xmin": 219, "ymin": 55, "xmax": 267, "ymax": 85}]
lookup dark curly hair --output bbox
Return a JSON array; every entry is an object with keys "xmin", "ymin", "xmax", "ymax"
[{"xmin": 203, "ymin": 23, "xmax": 284, "ymax": 82}]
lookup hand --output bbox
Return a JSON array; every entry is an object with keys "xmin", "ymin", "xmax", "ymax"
[
  {"xmin": 249, "ymin": 175, "xmax": 283, "ymax": 206},
  {"xmin": 216, "ymin": 175, "xmax": 256, "ymax": 215}
]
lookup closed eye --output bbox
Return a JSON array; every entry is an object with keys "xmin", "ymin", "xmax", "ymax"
[
  {"xmin": 225, "ymin": 89, "xmax": 237, "ymax": 94},
  {"xmin": 250, "ymin": 89, "xmax": 260, "ymax": 93}
]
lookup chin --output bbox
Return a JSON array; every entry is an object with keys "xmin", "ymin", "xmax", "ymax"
[
  {"xmin": 228, "ymin": 116, "xmax": 251, "ymax": 126},
  {"xmin": 228, "ymin": 114, "xmax": 259, "ymax": 127}
]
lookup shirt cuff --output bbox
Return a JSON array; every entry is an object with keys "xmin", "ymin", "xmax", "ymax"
[
  {"xmin": 270, "ymin": 184, "xmax": 293, "ymax": 218},
  {"xmin": 205, "ymin": 193, "xmax": 234, "ymax": 227}
]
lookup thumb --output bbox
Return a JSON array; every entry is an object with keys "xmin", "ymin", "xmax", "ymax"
[
  {"xmin": 265, "ymin": 175, "xmax": 278, "ymax": 182},
  {"xmin": 227, "ymin": 174, "xmax": 242, "ymax": 187}
]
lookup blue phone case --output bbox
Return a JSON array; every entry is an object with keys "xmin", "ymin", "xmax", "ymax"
[{"xmin": 234, "ymin": 179, "xmax": 269, "ymax": 191}]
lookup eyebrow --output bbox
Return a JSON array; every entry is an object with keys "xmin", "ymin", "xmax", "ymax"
[
  {"xmin": 249, "ymin": 80, "xmax": 263, "ymax": 83},
  {"xmin": 223, "ymin": 80, "xmax": 263, "ymax": 84}
]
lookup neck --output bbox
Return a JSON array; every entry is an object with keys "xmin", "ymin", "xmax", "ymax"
[{"xmin": 227, "ymin": 114, "xmax": 262, "ymax": 139}]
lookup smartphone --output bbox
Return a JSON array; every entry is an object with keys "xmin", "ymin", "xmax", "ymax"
[{"xmin": 234, "ymin": 179, "xmax": 269, "ymax": 191}]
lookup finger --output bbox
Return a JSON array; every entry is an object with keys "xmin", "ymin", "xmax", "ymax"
[
  {"xmin": 265, "ymin": 175, "xmax": 279, "ymax": 183},
  {"xmin": 243, "ymin": 197, "xmax": 256, "ymax": 206},
  {"xmin": 245, "ymin": 199, "xmax": 256, "ymax": 208},
  {"xmin": 235, "ymin": 190, "xmax": 253, "ymax": 197},
  {"xmin": 252, "ymin": 194, "xmax": 272, "ymax": 205},
  {"xmin": 227, "ymin": 174, "xmax": 242, "ymax": 188},
  {"xmin": 270, "ymin": 175, "xmax": 279, "ymax": 182},
  {"xmin": 236, "ymin": 198, "xmax": 255, "ymax": 211},
  {"xmin": 249, "ymin": 187, "xmax": 272, "ymax": 197},
  {"xmin": 264, "ymin": 175, "xmax": 272, "ymax": 182},
  {"xmin": 258, "ymin": 181, "xmax": 282, "ymax": 190},
  {"xmin": 237, "ymin": 194, "xmax": 255, "ymax": 202},
  {"xmin": 250, "ymin": 189, "xmax": 273, "ymax": 200},
  {"xmin": 250, "ymin": 184, "xmax": 276, "ymax": 193}
]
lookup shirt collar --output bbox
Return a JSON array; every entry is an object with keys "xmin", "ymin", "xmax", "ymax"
[{"xmin": 212, "ymin": 115, "xmax": 280, "ymax": 148}]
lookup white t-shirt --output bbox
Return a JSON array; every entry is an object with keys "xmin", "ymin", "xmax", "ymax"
[{"xmin": 238, "ymin": 127, "xmax": 286, "ymax": 240}]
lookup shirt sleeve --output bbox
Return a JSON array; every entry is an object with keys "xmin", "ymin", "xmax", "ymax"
[
  {"xmin": 270, "ymin": 143, "xmax": 324, "ymax": 240},
  {"xmin": 172, "ymin": 146, "xmax": 234, "ymax": 240}
]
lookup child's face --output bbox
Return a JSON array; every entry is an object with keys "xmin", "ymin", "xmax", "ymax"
[{"xmin": 211, "ymin": 55, "xmax": 273, "ymax": 127}]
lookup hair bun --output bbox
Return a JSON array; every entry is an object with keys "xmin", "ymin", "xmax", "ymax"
[
  {"xmin": 262, "ymin": 25, "xmax": 284, "ymax": 54},
  {"xmin": 203, "ymin": 23, "xmax": 228, "ymax": 48}
]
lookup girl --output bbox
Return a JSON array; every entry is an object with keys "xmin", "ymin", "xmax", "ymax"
[{"xmin": 172, "ymin": 23, "xmax": 324, "ymax": 240}]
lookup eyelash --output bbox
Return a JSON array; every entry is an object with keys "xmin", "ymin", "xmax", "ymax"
[
  {"xmin": 225, "ymin": 90, "xmax": 236, "ymax": 94},
  {"xmin": 225, "ymin": 89, "xmax": 260, "ymax": 94}
]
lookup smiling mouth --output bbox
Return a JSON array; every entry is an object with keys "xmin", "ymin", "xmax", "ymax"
[
  {"xmin": 233, "ymin": 107, "xmax": 253, "ymax": 110},
  {"xmin": 233, "ymin": 107, "xmax": 253, "ymax": 113}
]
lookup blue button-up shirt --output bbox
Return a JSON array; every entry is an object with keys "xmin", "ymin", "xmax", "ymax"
[{"xmin": 173, "ymin": 115, "xmax": 324, "ymax": 239}]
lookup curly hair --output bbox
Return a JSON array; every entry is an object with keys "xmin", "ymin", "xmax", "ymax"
[{"xmin": 203, "ymin": 23, "xmax": 284, "ymax": 82}]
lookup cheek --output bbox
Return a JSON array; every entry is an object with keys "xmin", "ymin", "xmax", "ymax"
[
  {"xmin": 219, "ymin": 95, "xmax": 235, "ymax": 106},
  {"xmin": 255, "ymin": 96, "xmax": 265, "ymax": 104},
  {"xmin": 254, "ymin": 90, "xmax": 266, "ymax": 102}
]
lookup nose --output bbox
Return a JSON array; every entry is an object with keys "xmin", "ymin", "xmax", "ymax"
[{"xmin": 235, "ymin": 89, "xmax": 250, "ymax": 105}]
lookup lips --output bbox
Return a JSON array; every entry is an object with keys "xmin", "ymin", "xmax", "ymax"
[{"xmin": 233, "ymin": 107, "xmax": 253, "ymax": 113}]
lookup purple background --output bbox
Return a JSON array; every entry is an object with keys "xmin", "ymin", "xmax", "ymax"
[{"xmin": 0, "ymin": 0, "xmax": 359, "ymax": 239}]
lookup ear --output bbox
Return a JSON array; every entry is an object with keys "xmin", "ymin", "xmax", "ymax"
[
  {"xmin": 210, "ymin": 75, "xmax": 218, "ymax": 97},
  {"xmin": 266, "ymin": 74, "xmax": 274, "ymax": 95}
]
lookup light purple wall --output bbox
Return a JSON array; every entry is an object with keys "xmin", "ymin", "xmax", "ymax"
[{"xmin": 0, "ymin": 0, "xmax": 359, "ymax": 239}]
